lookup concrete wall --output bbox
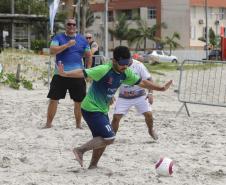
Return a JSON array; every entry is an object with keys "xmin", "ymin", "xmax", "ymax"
[
  {"xmin": 161, "ymin": 0, "xmax": 190, "ymax": 48},
  {"xmin": 190, "ymin": 6, "xmax": 226, "ymax": 47}
]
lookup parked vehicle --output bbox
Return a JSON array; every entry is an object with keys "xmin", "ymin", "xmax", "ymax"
[
  {"xmin": 208, "ymin": 49, "xmax": 222, "ymax": 60},
  {"xmin": 143, "ymin": 50, "xmax": 178, "ymax": 63}
]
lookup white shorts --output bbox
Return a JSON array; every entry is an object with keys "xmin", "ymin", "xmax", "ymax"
[{"xmin": 114, "ymin": 95, "xmax": 152, "ymax": 115}]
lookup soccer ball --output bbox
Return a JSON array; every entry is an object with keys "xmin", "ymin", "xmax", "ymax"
[{"xmin": 155, "ymin": 157, "xmax": 174, "ymax": 176}]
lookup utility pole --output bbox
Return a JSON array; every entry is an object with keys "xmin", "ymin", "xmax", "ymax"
[
  {"xmin": 104, "ymin": 0, "xmax": 109, "ymax": 58},
  {"xmin": 11, "ymin": 0, "xmax": 15, "ymax": 48},
  {"xmin": 77, "ymin": 0, "xmax": 80, "ymax": 33},
  {"xmin": 205, "ymin": 0, "xmax": 208, "ymax": 59}
]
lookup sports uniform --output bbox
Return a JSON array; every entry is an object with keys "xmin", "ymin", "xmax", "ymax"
[
  {"xmin": 81, "ymin": 63, "xmax": 141, "ymax": 139},
  {"xmin": 114, "ymin": 59, "xmax": 152, "ymax": 114}
]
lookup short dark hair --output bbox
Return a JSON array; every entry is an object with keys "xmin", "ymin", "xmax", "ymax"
[{"xmin": 113, "ymin": 46, "xmax": 131, "ymax": 61}]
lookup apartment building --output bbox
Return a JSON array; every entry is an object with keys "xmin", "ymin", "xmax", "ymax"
[
  {"xmin": 190, "ymin": 0, "xmax": 226, "ymax": 48},
  {"xmin": 88, "ymin": 0, "xmax": 190, "ymax": 50},
  {"xmin": 88, "ymin": 0, "xmax": 226, "ymax": 50}
]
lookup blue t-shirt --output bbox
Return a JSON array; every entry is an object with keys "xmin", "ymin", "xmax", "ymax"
[{"xmin": 51, "ymin": 33, "xmax": 90, "ymax": 73}]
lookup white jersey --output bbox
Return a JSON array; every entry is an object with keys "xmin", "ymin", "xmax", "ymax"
[{"xmin": 119, "ymin": 59, "xmax": 151, "ymax": 98}]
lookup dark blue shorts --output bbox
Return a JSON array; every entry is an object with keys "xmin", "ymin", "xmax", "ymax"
[{"xmin": 81, "ymin": 109, "xmax": 115, "ymax": 140}]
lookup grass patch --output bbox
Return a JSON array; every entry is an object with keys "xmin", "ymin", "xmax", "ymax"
[{"xmin": 144, "ymin": 62, "xmax": 220, "ymax": 75}]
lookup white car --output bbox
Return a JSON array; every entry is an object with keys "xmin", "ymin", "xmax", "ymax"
[{"xmin": 143, "ymin": 50, "xmax": 178, "ymax": 63}]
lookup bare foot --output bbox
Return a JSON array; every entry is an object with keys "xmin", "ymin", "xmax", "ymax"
[
  {"xmin": 149, "ymin": 129, "xmax": 158, "ymax": 140},
  {"xmin": 76, "ymin": 123, "xmax": 82, "ymax": 129},
  {"xmin": 88, "ymin": 165, "xmax": 98, "ymax": 170},
  {"xmin": 42, "ymin": 124, "xmax": 52, "ymax": 129},
  {"xmin": 73, "ymin": 148, "xmax": 83, "ymax": 167},
  {"xmin": 76, "ymin": 126, "xmax": 83, "ymax": 129}
]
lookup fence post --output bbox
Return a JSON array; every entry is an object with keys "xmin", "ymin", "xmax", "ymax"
[{"xmin": 16, "ymin": 64, "xmax": 21, "ymax": 82}]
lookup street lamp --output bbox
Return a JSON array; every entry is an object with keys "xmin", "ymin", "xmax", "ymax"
[
  {"xmin": 104, "ymin": 0, "xmax": 109, "ymax": 58},
  {"xmin": 205, "ymin": 0, "xmax": 208, "ymax": 59},
  {"xmin": 72, "ymin": 4, "xmax": 76, "ymax": 20},
  {"xmin": 76, "ymin": 0, "xmax": 81, "ymax": 34},
  {"xmin": 71, "ymin": 1, "xmax": 80, "ymax": 33}
]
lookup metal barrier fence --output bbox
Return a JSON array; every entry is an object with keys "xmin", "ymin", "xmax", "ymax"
[
  {"xmin": 92, "ymin": 55, "xmax": 107, "ymax": 66},
  {"xmin": 177, "ymin": 60, "xmax": 226, "ymax": 116},
  {"xmin": 83, "ymin": 55, "xmax": 107, "ymax": 68}
]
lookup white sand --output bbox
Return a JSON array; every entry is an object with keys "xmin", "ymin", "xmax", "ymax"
[{"xmin": 0, "ymin": 71, "xmax": 226, "ymax": 185}]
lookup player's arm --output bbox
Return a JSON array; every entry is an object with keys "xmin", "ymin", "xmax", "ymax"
[
  {"xmin": 84, "ymin": 50, "xmax": 93, "ymax": 68},
  {"xmin": 50, "ymin": 40, "xmax": 76, "ymax": 55},
  {"xmin": 138, "ymin": 79, "xmax": 172, "ymax": 91},
  {"xmin": 57, "ymin": 62, "xmax": 84, "ymax": 78}
]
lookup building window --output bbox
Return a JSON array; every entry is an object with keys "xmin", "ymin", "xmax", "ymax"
[
  {"xmin": 148, "ymin": 7, "xmax": 156, "ymax": 19},
  {"xmin": 117, "ymin": 9, "xmax": 140, "ymax": 20},
  {"xmin": 219, "ymin": 8, "xmax": 225, "ymax": 20},
  {"xmin": 208, "ymin": 7, "xmax": 213, "ymax": 19},
  {"xmin": 108, "ymin": 11, "xmax": 114, "ymax": 22},
  {"xmin": 203, "ymin": 27, "xmax": 208, "ymax": 40}
]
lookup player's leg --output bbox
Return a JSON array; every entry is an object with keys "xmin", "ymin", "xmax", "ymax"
[
  {"xmin": 135, "ymin": 96, "xmax": 158, "ymax": 140},
  {"xmin": 74, "ymin": 102, "xmax": 82, "ymax": 128},
  {"xmin": 45, "ymin": 99, "xmax": 58, "ymax": 128},
  {"xmin": 88, "ymin": 97, "xmax": 129, "ymax": 169},
  {"xmin": 88, "ymin": 113, "xmax": 123, "ymax": 169},
  {"xmin": 73, "ymin": 136, "xmax": 113, "ymax": 167},
  {"xmin": 68, "ymin": 78, "xmax": 86, "ymax": 128},
  {"xmin": 45, "ymin": 75, "xmax": 67, "ymax": 128},
  {"xmin": 143, "ymin": 111, "xmax": 158, "ymax": 140},
  {"xmin": 74, "ymin": 110, "xmax": 115, "ymax": 168}
]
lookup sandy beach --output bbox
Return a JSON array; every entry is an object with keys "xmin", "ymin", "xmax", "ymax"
[{"xmin": 1, "ymin": 68, "xmax": 226, "ymax": 185}]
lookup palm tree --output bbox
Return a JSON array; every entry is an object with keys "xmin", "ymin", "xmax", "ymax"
[
  {"xmin": 127, "ymin": 19, "xmax": 167, "ymax": 51},
  {"xmin": 162, "ymin": 32, "xmax": 182, "ymax": 55},
  {"xmin": 108, "ymin": 14, "xmax": 130, "ymax": 45}
]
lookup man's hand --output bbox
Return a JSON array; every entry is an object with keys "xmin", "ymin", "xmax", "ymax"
[
  {"xmin": 67, "ymin": 40, "xmax": 76, "ymax": 47},
  {"xmin": 57, "ymin": 62, "xmax": 66, "ymax": 77},
  {"xmin": 146, "ymin": 94, "xmax": 153, "ymax": 104},
  {"xmin": 162, "ymin": 80, "xmax": 173, "ymax": 91}
]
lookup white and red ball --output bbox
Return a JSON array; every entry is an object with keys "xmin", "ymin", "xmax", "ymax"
[{"xmin": 155, "ymin": 157, "xmax": 174, "ymax": 176}]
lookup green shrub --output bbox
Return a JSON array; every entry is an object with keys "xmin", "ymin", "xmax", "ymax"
[
  {"xmin": 21, "ymin": 78, "xmax": 33, "ymax": 90},
  {"xmin": 31, "ymin": 40, "xmax": 48, "ymax": 53},
  {"xmin": 0, "ymin": 72, "xmax": 33, "ymax": 90}
]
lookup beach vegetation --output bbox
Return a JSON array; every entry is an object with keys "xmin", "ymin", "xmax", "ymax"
[{"xmin": 0, "ymin": 72, "xmax": 33, "ymax": 90}]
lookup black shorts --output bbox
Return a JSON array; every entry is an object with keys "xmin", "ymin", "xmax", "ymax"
[{"xmin": 47, "ymin": 75, "xmax": 86, "ymax": 102}]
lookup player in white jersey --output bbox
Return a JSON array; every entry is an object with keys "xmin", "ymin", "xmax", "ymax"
[{"xmin": 113, "ymin": 59, "xmax": 158, "ymax": 140}]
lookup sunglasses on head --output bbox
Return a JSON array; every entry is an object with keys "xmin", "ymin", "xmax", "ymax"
[
  {"xmin": 67, "ymin": 23, "xmax": 76, "ymax": 27},
  {"xmin": 86, "ymin": 37, "xmax": 92, "ymax": 39}
]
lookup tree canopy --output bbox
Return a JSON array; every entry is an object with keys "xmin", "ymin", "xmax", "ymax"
[
  {"xmin": 127, "ymin": 20, "xmax": 167, "ymax": 51},
  {"xmin": 108, "ymin": 14, "xmax": 130, "ymax": 45},
  {"xmin": 0, "ymin": 0, "xmax": 48, "ymax": 15}
]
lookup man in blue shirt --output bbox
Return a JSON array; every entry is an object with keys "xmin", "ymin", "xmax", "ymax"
[{"xmin": 44, "ymin": 18, "xmax": 92, "ymax": 129}]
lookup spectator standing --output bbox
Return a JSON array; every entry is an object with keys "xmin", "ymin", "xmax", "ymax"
[
  {"xmin": 44, "ymin": 18, "xmax": 92, "ymax": 129},
  {"xmin": 86, "ymin": 33, "xmax": 100, "ymax": 67}
]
